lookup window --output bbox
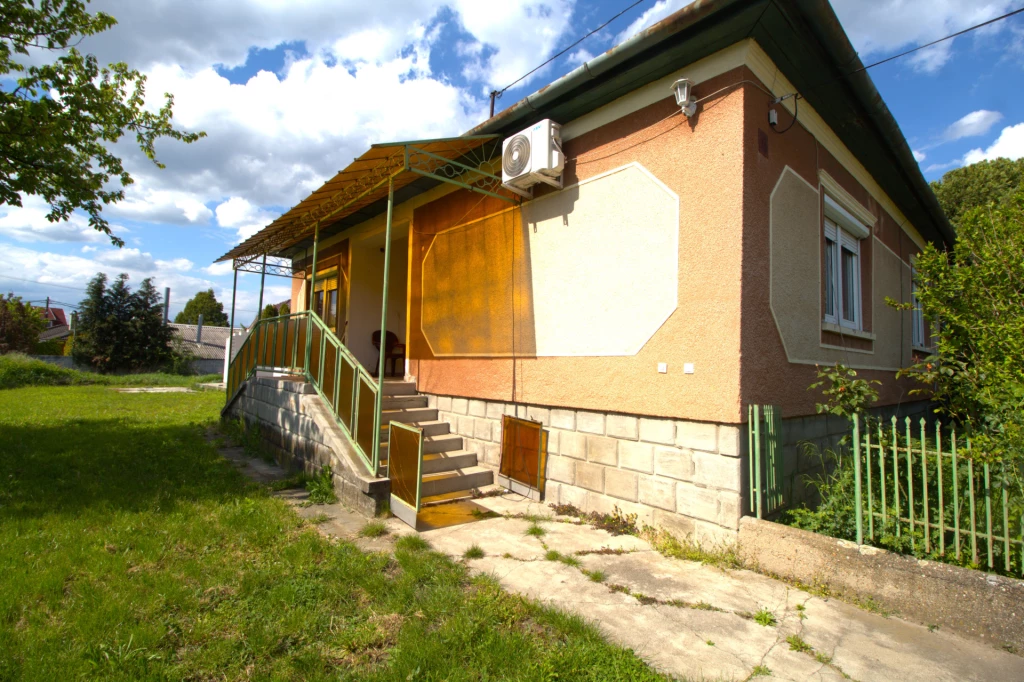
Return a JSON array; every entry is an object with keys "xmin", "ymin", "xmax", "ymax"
[
  {"xmin": 823, "ymin": 217, "xmax": 862, "ymax": 329},
  {"xmin": 911, "ymin": 265, "xmax": 925, "ymax": 347}
]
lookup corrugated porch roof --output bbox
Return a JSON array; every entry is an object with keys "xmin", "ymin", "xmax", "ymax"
[{"xmin": 216, "ymin": 136, "xmax": 501, "ymax": 263}]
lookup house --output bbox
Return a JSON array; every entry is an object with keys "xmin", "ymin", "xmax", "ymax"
[
  {"xmin": 168, "ymin": 323, "xmax": 231, "ymax": 375},
  {"xmin": 218, "ymin": 0, "xmax": 951, "ymax": 537},
  {"xmin": 41, "ymin": 305, "xmax": 67, "ymax": 329}
]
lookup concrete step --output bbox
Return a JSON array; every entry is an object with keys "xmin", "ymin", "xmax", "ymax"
[
  {"xmin": 379, "ymin": 433, "xmax": 464, "ymax": 460},
  {"xmin": 381, "ymin": 380, "xmax": 417, "ymax": 396},
  {"xmin": 381, "ymin": 407, "xmax": 438, "ymax": 425},
  {"xmin": 382, "ymin": 395, "xmax": 428, "ymax": 410},
  {"xmin": 420, "ymin": 466, "xmax": 494, "ymax": 498},
  {"xmin": 421, "ymin": 450, "xmax": 478, "ymax": 475},
  {"xmin": 380, "ymin": 419, "xmax": 450, "ymax": 438}
]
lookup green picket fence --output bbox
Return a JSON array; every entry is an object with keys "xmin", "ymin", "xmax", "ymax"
[{"xmin": 850, "ymin": 414, "xmax": 1023, "ymax": 575}]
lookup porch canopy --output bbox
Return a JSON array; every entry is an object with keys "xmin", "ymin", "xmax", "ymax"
[{"xmin": 216, "ymin": 134, "xmax": 511, "ymax": 267}]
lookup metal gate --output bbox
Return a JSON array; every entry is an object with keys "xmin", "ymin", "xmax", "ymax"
[{"xmin": 748, "ymin": 404, "xmax": 784, "ymax": 518}]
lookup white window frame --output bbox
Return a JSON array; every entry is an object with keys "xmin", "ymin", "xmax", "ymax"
[{"xmin": 823, "ymin": 204, "xmax": 866, "ymax": 332}]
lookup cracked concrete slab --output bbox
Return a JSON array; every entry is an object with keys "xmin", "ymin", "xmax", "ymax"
[
  {"xmin": 218, "ymin": 442, "xmax": 1024, "ymax": 682},
  {"xmin": 424, "ymin": 496, "xmax": 1024, "ymax": 682}
]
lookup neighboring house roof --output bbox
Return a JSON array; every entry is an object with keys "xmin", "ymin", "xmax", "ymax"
[
  {"xmin": 230, "ymin": 0, "xmax": 951, "ymax": 260},
  {"xmin": 43, "ymin": 307, "xmax": 67, "ymax": 327},
  {"xmin": 168, "ymin": 323, "xmax": 231, "ymax": 360},
  {"xmin": 39, "ymin": 324, "xmax": 70, "ymax": 342}
]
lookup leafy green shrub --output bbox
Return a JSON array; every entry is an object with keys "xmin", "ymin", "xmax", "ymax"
[{"xmin": 305, "ymin": 467, "xmax": 337, "ymax": 505}]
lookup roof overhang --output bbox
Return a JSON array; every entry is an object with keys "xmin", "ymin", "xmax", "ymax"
[
  {"xmin": 216, "ymin": 135, "xmax": 510, "ymax": 262},
  {"xmin": 221, "ymin": 0, "xmax": 952, "ymax": 263}
]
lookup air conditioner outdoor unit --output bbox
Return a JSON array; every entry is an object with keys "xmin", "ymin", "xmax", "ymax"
[{"xmin": 501, "ymin": 119, "xmax": 564, "ymax": 198}]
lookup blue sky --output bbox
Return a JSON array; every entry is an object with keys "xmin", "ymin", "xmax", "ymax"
[{"xmin": 2, "ymin": 0, "xmax": 1022, "ymax": 325}]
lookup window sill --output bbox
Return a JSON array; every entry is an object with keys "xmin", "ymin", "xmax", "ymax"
[
  {"xmin": 821, "ymin": 322, "xmax": 875, "ymax": 341},
  {"xmin": 912, "ymin": 345, "xmax": 936, "ymax": 354}
]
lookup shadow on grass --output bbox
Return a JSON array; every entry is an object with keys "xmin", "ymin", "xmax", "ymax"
[{"xmin": 0, "ymin": 417, "xmax": 251, "ymax": 521}]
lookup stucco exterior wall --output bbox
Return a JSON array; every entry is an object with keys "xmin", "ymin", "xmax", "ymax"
[
  {"xmin": 739, "ymin": 65, "xmax": 924, "ymax": 418},
  {"xmin": 409, "ymin": 69, "xmax": 749, "ymax": 425}
]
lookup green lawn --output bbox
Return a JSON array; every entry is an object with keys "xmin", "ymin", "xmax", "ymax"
[
  {"xmin": 0, "ymin": 385, "xmax": 666, "ymax": 681},
  {"xmin": 0, "ymin": 353, "xmax": 221, "ymax": 390}
]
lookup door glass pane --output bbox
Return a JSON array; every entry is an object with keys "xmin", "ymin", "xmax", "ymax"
[
  {"xmin": 326, "ymin": 289, "xmax": 338, "ymax": 328},
  {"xmin": 841, "ymin": 246, "xmax": 857, "ymax": 324},
  {"xmin": 825, "ymin": 237, "xmax": 836, "ymax": 318}
]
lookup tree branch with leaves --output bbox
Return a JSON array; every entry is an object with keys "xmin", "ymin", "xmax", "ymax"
[{"xmin": 0, "ymin": 0, "xmax": 205, "ymax": 246}]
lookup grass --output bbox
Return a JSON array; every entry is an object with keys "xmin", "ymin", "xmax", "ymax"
[
  {"xmin": 583, "ymin": 569, "xmax": 607, "ymax": 583},
  {"xmin": 462, "ymin": 545, "xmax": 485, "ymax": 560},
  {"xmin": 359, "ymin": 521, "xmax": 389, "ymax": 538},
  {"xmin": 750, "ymin": 664, "xmax": 771, "ymax": 677},
  {"xmin": 0, "ymin": 385, "xmax": 670, "ymax": 681},
  {"xmin": 0, "ymin": 352, "xmax": 219, "ymax": 390},
  {"xmin": 526, "ymin": 523, "xmax": 546, "ymax": 538}
]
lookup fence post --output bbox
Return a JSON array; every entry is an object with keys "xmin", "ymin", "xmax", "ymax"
[{"xmin": 853, "ymin": 413, "xmax": 864, "ymax": 546}]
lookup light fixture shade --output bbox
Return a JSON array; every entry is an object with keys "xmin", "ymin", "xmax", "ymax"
[
  {"xmin": 671, "ymin": 78, "xmax": 696, "ymax": 117},
  {"xmin": 671, "ymin": 78, "xmax": 692, "ymax": 106}
]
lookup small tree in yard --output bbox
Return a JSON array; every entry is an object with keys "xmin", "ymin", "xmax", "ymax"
[
  {"xmin": 175, "ymin": 289, "xmax": 229, "ymax": 326},
  {"xmin": 73, "ymin": 273, "xmax": 174, "ymax": 372},
  {"xmin": 902, "ymin": 185, "xmax": 1024, "ymax": 465},
  {"xmin": 0, "ymin": 294, "xmax": 45, "ymax": 353},
  {"xmin": 260, "ymin": 304, "xmax": 279, "ymax": 321}
]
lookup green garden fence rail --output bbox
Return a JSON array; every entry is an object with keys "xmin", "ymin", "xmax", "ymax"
[
  {"xmin": 225, "ymin": 310, "xmax": 382, "ymax": 476},
  {"xmin": 748, "ymin": 404, "xmax": 784, "ymax": 519},
  {"xmin": 850, "ymin": 414, "xmax": 1023, "ymax": 575}
]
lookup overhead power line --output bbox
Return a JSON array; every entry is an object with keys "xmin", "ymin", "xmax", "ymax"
[
  {"xmin": 493, "ymin": 0, "xmax": 651, "ymax": 100},
  {"xmin": 853, "ymin": 6, "xmax": 1024, "ymax": 76}
]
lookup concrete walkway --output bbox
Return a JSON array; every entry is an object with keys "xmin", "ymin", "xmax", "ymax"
[{"xmin": 215, "ymin": 438, "xmax": 1024, "ymax": 682}]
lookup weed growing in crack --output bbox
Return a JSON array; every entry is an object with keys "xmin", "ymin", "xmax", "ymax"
[
  {"xmin": 786, "ymin": 634, "xmax": 812, "ymax": 653},
  {"xmin": 751, "ymin": 664, "xmax": 771, "ymax": 677},
  {"xmin": 666, "ymin": 599, "xmax": 723, "ymax": 612},
  {"xmin": 463, "ymin": 545, "xmax": 485, "ymax": 559},
  {"xmin": 584, "ymin": 570, "xmax": 608, "ymax": 583},
  {"xmin": 753, "ymin": 608, "xmax": 777, "ymax": 627},
  {"xmin": 544, "ymin": 550, "xmax": 562, "ymax": 561},
  {"xmin": 470, "ymin": 508, "xmax": 500, "ymax": 520},
  {"xmin": 642, "ymin": 527, "xmax": 743, "ymax": 569},
  {"xmin": 558, "ymin": 554, "xmax": 581, "ymax": 568},
  {"xmin": 632, "ymin": 592, "xmax": 658, "ymax": 606},
  {"xmin": 854, "ymin": 595, "xmax": 891, "ymax": 618},
  {"xmin": 546, "ymin": 503, "xmax": 638, "ymax": 536},
  {"xmin": 526, "ymin": 523, "xmax": 546, "ymax": 538},
  {"xmin": 706, "ymin": 640, "xmax": 715, "ymax": 646},
  {"xmin": 814, "ymin": 652, "xmax": 833, "ymax": 664},
  {"xmin": 305, "ymin": 466, "xmax": 338, "ymax": 505},
  {"xmin": 795, "ymin": 603, "xmax": 807, "ymax": 620},
  {"xmin": 359, "ymin": 520, "xmax": 389, "ymax": 538},
  {"xmin": 306, "ymin": 513, "xmax": 331, "ymax": 525}
]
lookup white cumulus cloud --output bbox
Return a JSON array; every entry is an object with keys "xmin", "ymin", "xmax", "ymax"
[
  {"xmin": 943, "ymin": 110, "xmax": 1004, "ymax": 141},
  {"xmin": 963, "ymin": 122, "xmax": 1024, "ymax": 165}
]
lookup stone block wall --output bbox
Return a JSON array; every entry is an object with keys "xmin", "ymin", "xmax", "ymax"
[
  {"xmin": 426, "ymin": 393, "xmax": 743, "ymax": 543},
  {"xmin": 225, "ymin": 376, "xmax": 387, "ymax": 517}
]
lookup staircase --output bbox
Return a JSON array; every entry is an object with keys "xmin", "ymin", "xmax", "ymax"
[{"xmin": 379, "ymin": 380, "xmax": 493, "ymax": 501}]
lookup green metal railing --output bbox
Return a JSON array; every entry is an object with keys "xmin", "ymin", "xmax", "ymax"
[
  {"xmin": 748, "ymin": 404, "xmax": 784, "ymax": 519},
  {"xmin": 225, "ymin": 310, "xmax": 382, "ymax": 475},
  {"xmin": 850, "ymin": 414, "xmax": 1023, "ymax": 575}
]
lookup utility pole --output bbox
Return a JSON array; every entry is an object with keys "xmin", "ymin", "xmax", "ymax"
[{"xmin": 163, "ymin": 288, "xmax": 170, "ymax": 325}]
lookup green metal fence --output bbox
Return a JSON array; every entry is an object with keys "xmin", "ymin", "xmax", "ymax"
[
  {"xmin": 748, "ymin": 404, "xmax": 784, "ymax": 519},
  {"xmin": 225, "ymin": 309, "xmax": 382, "ymax": 476},
  {"xmin": 851, "ymin": 414, "xmax": 1023, "ymax": 575}
]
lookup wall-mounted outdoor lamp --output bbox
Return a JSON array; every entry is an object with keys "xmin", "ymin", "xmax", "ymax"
[{"xmin": 672, "ymin": 78, "xmax": 697, "ymax": 117}]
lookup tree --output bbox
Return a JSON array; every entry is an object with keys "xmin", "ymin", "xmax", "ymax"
[
  {"xmin": 279, "ymin": 301, "xmax": 290, "ymax": 316},
  {"xmin": 900, "ymin": 190, "xmax": 1024, "ymax": 465},
  {"xmin": 73, "ymin": 272, "xmax": 173, "ymax": 372},
  {"xmin": 0, "ymin": 1, "xmax": 205, "ymax": 246},
  {"xmin": 0, "ymin": 293, "xmax": 45, "ymax": 353},
  {"xmin": 175, "ymin": 289, "xmax": 228, "ymax": 326},
  {"xmin": 930, "ymin": 158, "xmax": 1024, "ymax": 227},
  {"xmin": 260, "ymin": 304, "xmax": 279, "ymax": 321}
]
